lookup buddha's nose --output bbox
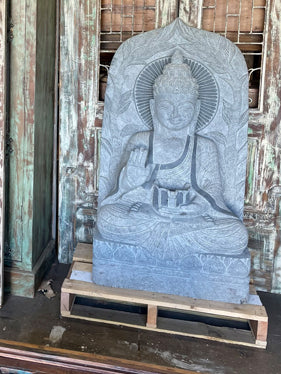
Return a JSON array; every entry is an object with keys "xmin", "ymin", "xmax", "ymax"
[{"xmin": 172, "ymin": 106, "xmax": 179, "ymax": 118}]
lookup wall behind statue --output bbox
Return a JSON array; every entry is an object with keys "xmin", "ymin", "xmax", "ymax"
[{"xmin": 58, "ymin": 0, "xmax": 281, "ymax": 294}]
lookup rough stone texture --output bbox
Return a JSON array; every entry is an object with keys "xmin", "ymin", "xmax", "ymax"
[
  {"xmin": 93, "ymin": 18, "xmax": 250, "ymax": 303},
  {"xmin": 93, "ymin": 235, "xmax": 250, "ymax": 304}
]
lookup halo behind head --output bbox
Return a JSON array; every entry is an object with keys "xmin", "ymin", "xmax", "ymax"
[{"xmin": 134, "ymin": 54, "xmax": 219, "ymax": 131}]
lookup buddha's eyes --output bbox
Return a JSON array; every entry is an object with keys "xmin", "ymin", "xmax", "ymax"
[
  {"xmin": 179, "ymin": 104, "xmax": 194, "ymax": 112},
  {"xmin": 156, "ymin": 100, "xmax": 194, "ymax": 116},
  {"xmin": 157, "ymin": 101, "xmax": 173, "ymax": 111}
]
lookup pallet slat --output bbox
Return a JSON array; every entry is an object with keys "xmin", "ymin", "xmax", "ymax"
[
  {"xmin": 73, "ymin": 243, "xmax": 92, "ymax": 263},
  {"xmin": 62, "ymin": 277, "xmax": 267, "ymax": 322}
]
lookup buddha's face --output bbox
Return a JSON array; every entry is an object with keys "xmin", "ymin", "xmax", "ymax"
[{"xmin": 151, "ymin": 93, "xmax": 199, "ymax": 131}]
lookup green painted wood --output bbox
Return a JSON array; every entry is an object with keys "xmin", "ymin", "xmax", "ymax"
[
  {"xmin": 5, "ymin": 0, "xmax": 57, "ymax": 296},
  {"xmin": 7, "ymin": 0, "xmax": 34, "ymax": 269},
  {"xmin": 33, "ymin": 0, "xmax": 56, "ymax": 267},
  {"xmin": 0, "ymin": 0, "xmax": 7, "ymax": 306}
]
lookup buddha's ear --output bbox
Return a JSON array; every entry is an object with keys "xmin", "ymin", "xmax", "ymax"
[
  {"xmin": 190, "ymin": 99, "xmax": 201, "ymax": 135},
  {"xmin": 150, "ymin": 99, "xmax": 155, "ymax": 117}
]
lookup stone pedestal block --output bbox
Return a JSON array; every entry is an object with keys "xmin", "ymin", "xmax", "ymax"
[{"xmin": 93, "ymin": 234, "xmax": 250, "ymax": 304}]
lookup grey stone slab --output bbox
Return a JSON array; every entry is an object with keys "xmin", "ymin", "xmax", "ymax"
[
  {"xmin": 93, "ymin": 235, "xmax": 250, "ymax": 278},
  {"xmin": 93, "ymin": 236, "xmax": 250, "ymax": 303},
  {"xmin": 93, "ymin": 18, "xmax": 250, "ymax": 303},
  {"xmin": 92, "ymin": 261, "xmax": 249, "ymax": 304}
]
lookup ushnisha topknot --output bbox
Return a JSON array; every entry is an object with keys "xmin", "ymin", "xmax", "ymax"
[{"xmin": 153, "ymin": 50, "xmax": 199, "ymax": 99}]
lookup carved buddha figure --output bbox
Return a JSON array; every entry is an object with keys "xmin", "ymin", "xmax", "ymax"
[{"xmin": 97, "ymin": 51, "xmax": 248, "ymax": 259}]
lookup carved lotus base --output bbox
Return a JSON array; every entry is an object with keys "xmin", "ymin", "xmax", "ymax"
[{"xmin": 92, "ymin": 235, "xmax": 250, "ymax": 304}]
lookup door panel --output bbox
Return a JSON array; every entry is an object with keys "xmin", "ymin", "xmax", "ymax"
[
  {"xmin": 245, "ymin": 0, "xmax": 281, "ymax": 293},
  {"xmin": 58, "ymin": 0, "xmax": 100, "ymax": 263},
  {"xmin": 4, "ymin": 0, "xmax": 57, "ymax": 297}
]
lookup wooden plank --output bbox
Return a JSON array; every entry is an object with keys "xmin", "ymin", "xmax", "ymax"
[
  {"xmin": 72, "ymin": 261, "xmax": 92, "ymax": 273},
  {"xmin": 156, "ymin": 0, "xmax": 178, "ymax": 28},
  {"xmin": 0, "ymin": 339, "xmax": 199, "ymax": 374},
  {"xmin": 146, "ymin": 305, "xmax": 158, "ymax": 328},
  {"xmin": 249, "ymin": 319, "xmax": 268, "ymax": 343},
  {"xmin": 66, "ymin": 261, "xmax": 75, "ymax": 279},
  {"xmin": 179, "ymin": 0, "xmax": 202, "ymax": 28},
  {"xmin": 61, "ymin": 292, "xmax": 75, "ymax": 314},
  {"xmin": 62, "ymin": 302, "xmax": 266, "ymax": 349},
  {"xmin": 73, "ymin": 243, "xmax": 93, "ymax": 263},
  {"xmin": 62, "ymin": 277, "xmax": 268, "ymax": 322},
  {"xmin": 0, "ymin": 0, "xmax": 7, "ymax": 307}
]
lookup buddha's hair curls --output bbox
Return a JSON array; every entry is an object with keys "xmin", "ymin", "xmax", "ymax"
[{"xmin": 153, "ymin": 50, "xmax": 199, "ymax": 98}]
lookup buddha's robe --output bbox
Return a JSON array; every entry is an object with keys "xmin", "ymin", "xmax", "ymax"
[{"xmin": 97, "ymin": 131, "xmax": 248, "ymax": 258}]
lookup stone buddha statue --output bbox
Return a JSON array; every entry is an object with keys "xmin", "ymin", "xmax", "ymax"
[
  {"xmin": 93, "ymin": 19, "xmax": 250, "ymax": 303},
  {"xmin": 97, "ymin": 51, "xmax": 248, "ymax": 258}
]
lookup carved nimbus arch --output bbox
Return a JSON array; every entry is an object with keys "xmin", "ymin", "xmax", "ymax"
[{"xmin": 134, "ymin": 56, "xmax": 219, "ymax": 131}]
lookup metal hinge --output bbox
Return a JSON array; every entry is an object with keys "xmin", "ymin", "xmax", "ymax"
[
  {"xmin": 7, "ymin": 19, "xmax": 14, "ymax": 42},
  {"xmin": 6, "ymin": 133, "xmax": 13, "ymax": 157}
]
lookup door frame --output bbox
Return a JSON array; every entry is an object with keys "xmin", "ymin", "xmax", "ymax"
[{"xmin": 0, "ymin": 0, "xmax": 7, "ymax": 306}]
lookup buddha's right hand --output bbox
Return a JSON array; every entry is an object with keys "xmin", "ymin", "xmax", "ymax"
[{"xmin": 119, "ymin": 147, "xmax": 153, "ymax": 192}]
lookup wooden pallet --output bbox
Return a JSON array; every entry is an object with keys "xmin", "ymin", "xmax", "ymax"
[{"xmin": 61, "ymin": 243, "xmax": 268, "ymax": 349}]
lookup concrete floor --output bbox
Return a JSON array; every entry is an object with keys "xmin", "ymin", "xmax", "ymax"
[{"xmin": 0, "ymin": 261, "xmax": 280, "ymax": 374}]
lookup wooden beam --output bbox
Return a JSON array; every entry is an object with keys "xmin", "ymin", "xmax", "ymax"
[
  {"xmin": 61, "ymin": 292, "xmax": 75, "ymax": 314},
  {"xmin": 146, "ymin": 305, "xmax": 158, "ymax": 329}
]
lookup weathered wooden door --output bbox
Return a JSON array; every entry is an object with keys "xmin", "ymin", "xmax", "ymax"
[
  {"xmin": 58, "ymin": 0, "xmax": 281, "ymax": 295},
  {"xmin": 4, "ymin": 0, "xmax": 57, "ymax": 297},
  {"xmin": 0, "ymin": 0, "xmax": 7, "ymax": 305}
]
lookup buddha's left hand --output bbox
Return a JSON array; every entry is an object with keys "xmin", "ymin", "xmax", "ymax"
[{"xmin": 179, "ymin": 196, "xmax": 208, "ymax": 216}]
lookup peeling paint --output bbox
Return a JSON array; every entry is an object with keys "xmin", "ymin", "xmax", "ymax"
[
  {"xmin": 244, "ymin": 0, "xmax": 281, "ymax": 293},
  {"xmin": 5, "ymin": 0, "xmax": 56, "ymax": 296},
  {"xmin": 59, "ymin": 0, "xmax": 99, "ymax": 263}
]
